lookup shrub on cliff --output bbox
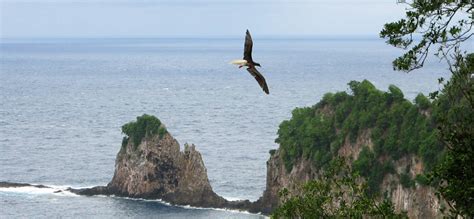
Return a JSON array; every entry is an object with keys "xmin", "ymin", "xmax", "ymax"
[
  {"xmin": 121, "ymin": 114, "xmax": 167, "ymax": 149},
  {"xmin": 272, "ymin": 158, "xmax": 406, "ymax": 218}
]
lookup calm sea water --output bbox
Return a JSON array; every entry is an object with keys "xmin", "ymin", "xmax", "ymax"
[{"xmin": 0, "ymin": 37, "xmax": 453, "ymax": 218}]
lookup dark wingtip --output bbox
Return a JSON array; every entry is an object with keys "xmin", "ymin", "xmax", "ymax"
[{"xmin": 264, "ymin": 88, "xmax": 269, "ymax": 95}]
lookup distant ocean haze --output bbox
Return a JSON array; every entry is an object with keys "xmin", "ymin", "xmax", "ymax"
[{"xmin": 0, "ymin": 37, "xmax": 450, "ymax": 218}]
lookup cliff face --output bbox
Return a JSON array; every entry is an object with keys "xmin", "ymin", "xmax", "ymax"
[
  {"xmin": 254, "ymin": 150, "xmax": 317, "ymax": 214},
  {"xmin": 381, "ymin": 155, "xmax": 441, "ymax": 218},
  {"xmin": 106, "ymin": 132, "xmax": 227, "ymax": 207},
  {"xmin": 256, "ymin": 130, "xmax": 442, "ymax": 218}
]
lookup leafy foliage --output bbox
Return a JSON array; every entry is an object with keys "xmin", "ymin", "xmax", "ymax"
[
  {"xmin": 271, "ymin": 158, "xmax": 407, "ymax": 218},
  {"xmin": 430, "ymin": 53, "xmax": 474, "ymax": 217},
  {"xmin": 121, "ymin": 114, "xmax": 167, "ymax": 149},
  {"xmin": 269, "ymin": 149, "xmax": 277, "ymax": 156},
  {"xmin": 400, "ymin": 172, "xmax": 416, "ymax": 189},
  {"xmin": 382, "ymin": 0, "xmax": 473, "ymax": 215},
  {"xmin": 380, "ymin": 0, "xmax": 473, "ymax": 71},
  {"xmin": 415, "ymin": 174, "xmax": 430, "ymax": 186},
  {"xmin": 276, "ymin": 80, "xmax": 442, "ymax": 195}
]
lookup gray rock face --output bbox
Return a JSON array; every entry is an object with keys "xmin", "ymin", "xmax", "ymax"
[
  {"xmin": 0, "ymin": 182, "xmax": 50, "ymax": 189},
  {"xmin": 70, "ymin": 130, "xmax": 257, "ymax": 212},
  {"xmin": 89, "ymin": 132, "xmax": 228, "ymax": 207},
  {"xmin": 251, "ymin": 149, "xmax": 317, "ymax": 214}
]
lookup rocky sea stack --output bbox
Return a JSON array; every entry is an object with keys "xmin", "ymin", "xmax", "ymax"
[
  {"xmin": 71, "ymin": 115, "xmax": 254, "ymax": 211},
  {"xmin": 108, "ymin": 130, "xmax": 226, "ymax": 207}
]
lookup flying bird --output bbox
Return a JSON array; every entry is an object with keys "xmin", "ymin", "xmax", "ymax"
[{"xmin": 231, "ymin": 30, "xmax": 269, "ymax": 94}]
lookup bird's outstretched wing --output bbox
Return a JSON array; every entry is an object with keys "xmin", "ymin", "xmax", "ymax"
[
  {"xmin": 247, "ymin": 67, "xmax": 269, "ymax": 94},
  {"xmin": 243, "ymin": 30, "xmax": 253, "ymax": 62}
]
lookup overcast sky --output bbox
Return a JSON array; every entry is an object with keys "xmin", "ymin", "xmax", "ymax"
[{"xmin": 0, "ymin": 0, "xmax": 407, "ymax": 38}]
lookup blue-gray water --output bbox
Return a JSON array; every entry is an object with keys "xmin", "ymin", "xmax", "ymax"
[{"xmin": 0, "ymin": 37, "xmax": 454, "ymax": 218}]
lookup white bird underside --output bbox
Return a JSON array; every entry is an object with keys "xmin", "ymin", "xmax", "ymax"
[{"xmin": 230, "ymin": 59, "xmax": 248, "ymax": 66}]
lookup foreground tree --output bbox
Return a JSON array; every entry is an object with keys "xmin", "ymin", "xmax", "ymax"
[
  {"xmin": 380, "ymin": 0, "xmax": 473, "ymax": 72},
  {"xmin": 381, "ymin": 0, "xmax": 473, "ymax": 217},
  {"xmin": 431, "ymin": 54, "xmax": 474, "ymax": 216}
]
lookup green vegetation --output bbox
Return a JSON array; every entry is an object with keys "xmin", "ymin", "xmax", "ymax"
[
  {"xmin": 380, "ymin": 0, "xmax": 472, "ymax": 72},
  {"xmin": 414, "ymin": 174, "xmax": 429, "ymax": 186},
  {"xmin": 381, "ymin": 1, "xmax": 473, "ymax": 216},
  {"xmin": 400, "ymin": 172, "xmax": 415, "ymax": 189},
  {"xmin": 276, "ymin": 1, "xmax": 472, "ymax": 217},
  {"xmin": 121, "ymin": 114, "xmax": 167, "ymax": 149},
  {"xmin": 353, "ymin": 146, "xmax": 395, "ymax": 195},
  {"xmin": 430, "ymin": 54, "xmax": 474, "ymax": 216},
  {"xmin": 276, "ymin": 80, "xmax": 442, "ymax": 194},
  {"xmin": 271, "ymin": 158, "xmax": 407, "ymax": 218},
  {"xmin": 269, "ymin": 149, "xmax": 276, "ymax": 156}
]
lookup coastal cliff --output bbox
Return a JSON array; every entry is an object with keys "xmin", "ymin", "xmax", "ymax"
[
  {"xmin": 255, "ymin": 138, "xmax": 441, "ymax": 217},
  {"xmin": 252, "ymin": 150, "xmax": 317, "ymax": 214},
  {"xmin": 255, "ymin": 80, "xmax": 445, "ymax": 217}
]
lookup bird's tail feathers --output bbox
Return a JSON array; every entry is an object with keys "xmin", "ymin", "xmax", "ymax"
[{"xmin": 230, "ymin": 59, "xmax": 248, "ymax": 66}]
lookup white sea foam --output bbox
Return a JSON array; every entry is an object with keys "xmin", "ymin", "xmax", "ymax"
[
  {"xmin": 1, "ymin": 185, "xmax": 268, "ymax": 217},
  {"xmin": 223, "ymin": 196, "xmax": 245, "ymax": 201},
  {"xmin": 0, "ymin": 185, "xmax": 79, "ymax": 197},
  {"xmin": 107, "ymin": 195, "xmax": 266, "ymax": 217},
  {"xmin": 180, "ymin": 204, "xmax": 266, "ymax": 217}
]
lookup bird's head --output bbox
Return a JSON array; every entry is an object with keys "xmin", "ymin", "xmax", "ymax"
[{"xmin": 254, "ymin": 62, "xmax": 261, "ymax": 67}]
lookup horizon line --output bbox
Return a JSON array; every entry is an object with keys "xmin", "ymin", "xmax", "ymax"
[{"xmin": 0, "ymin": 34, "xmax": 385, "ymax": 41}]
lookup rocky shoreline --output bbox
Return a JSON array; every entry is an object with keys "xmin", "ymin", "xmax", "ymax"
[
  {"xmin": 0, "ymin": 128, "xmax": 268, "ymax": 214},
  {"xmin": 71, "ymin": 131, "xmax": 262, "ymax": 213}
]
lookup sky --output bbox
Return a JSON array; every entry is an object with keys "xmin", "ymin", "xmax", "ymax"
[{"xmin": 0, "ymin": 0, "xmax": 407, "ymax": 38}]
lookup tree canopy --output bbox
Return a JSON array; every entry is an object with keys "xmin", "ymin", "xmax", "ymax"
[
  {"xmin": 276, "ymin": 80, "xmax": 441, "ymax": 195},
  {"xmin": 121, "ymin": 114, "xmax": 167, "ymax": 149},
  {"xmin": 380, "ymin": 0, "xmax": 473, "ymax": 72},
  {"xmin": 430, "ymin": 54, "xmax": 474, "ymax": 216}
]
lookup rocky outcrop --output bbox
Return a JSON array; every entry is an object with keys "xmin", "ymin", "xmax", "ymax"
[
  {"xmin": 0, "ymin": 182, "xmax": 51, "ymax": 189},
  {"xmin": 69, "ymin": 129, "xmax": 256, "ymax": 212},
  {"xmin": 106, "ymin": 132, "xmax": 227, "ymax": 207},
  {"xmin": 252, "ymin": 150, "xmax": 318, "ymax": 214},
  {"xmin": 1, "ymin": 127, "xmax": 256, "ymax": 212},
  {"xmin": 381, "ymin": 155, "xmax": 441, "ymax": 218}
]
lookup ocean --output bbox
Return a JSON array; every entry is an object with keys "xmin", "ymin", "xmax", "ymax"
[{"xmin": 0, "ymin": 37, "xmax": 452, "ymax": 218}]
